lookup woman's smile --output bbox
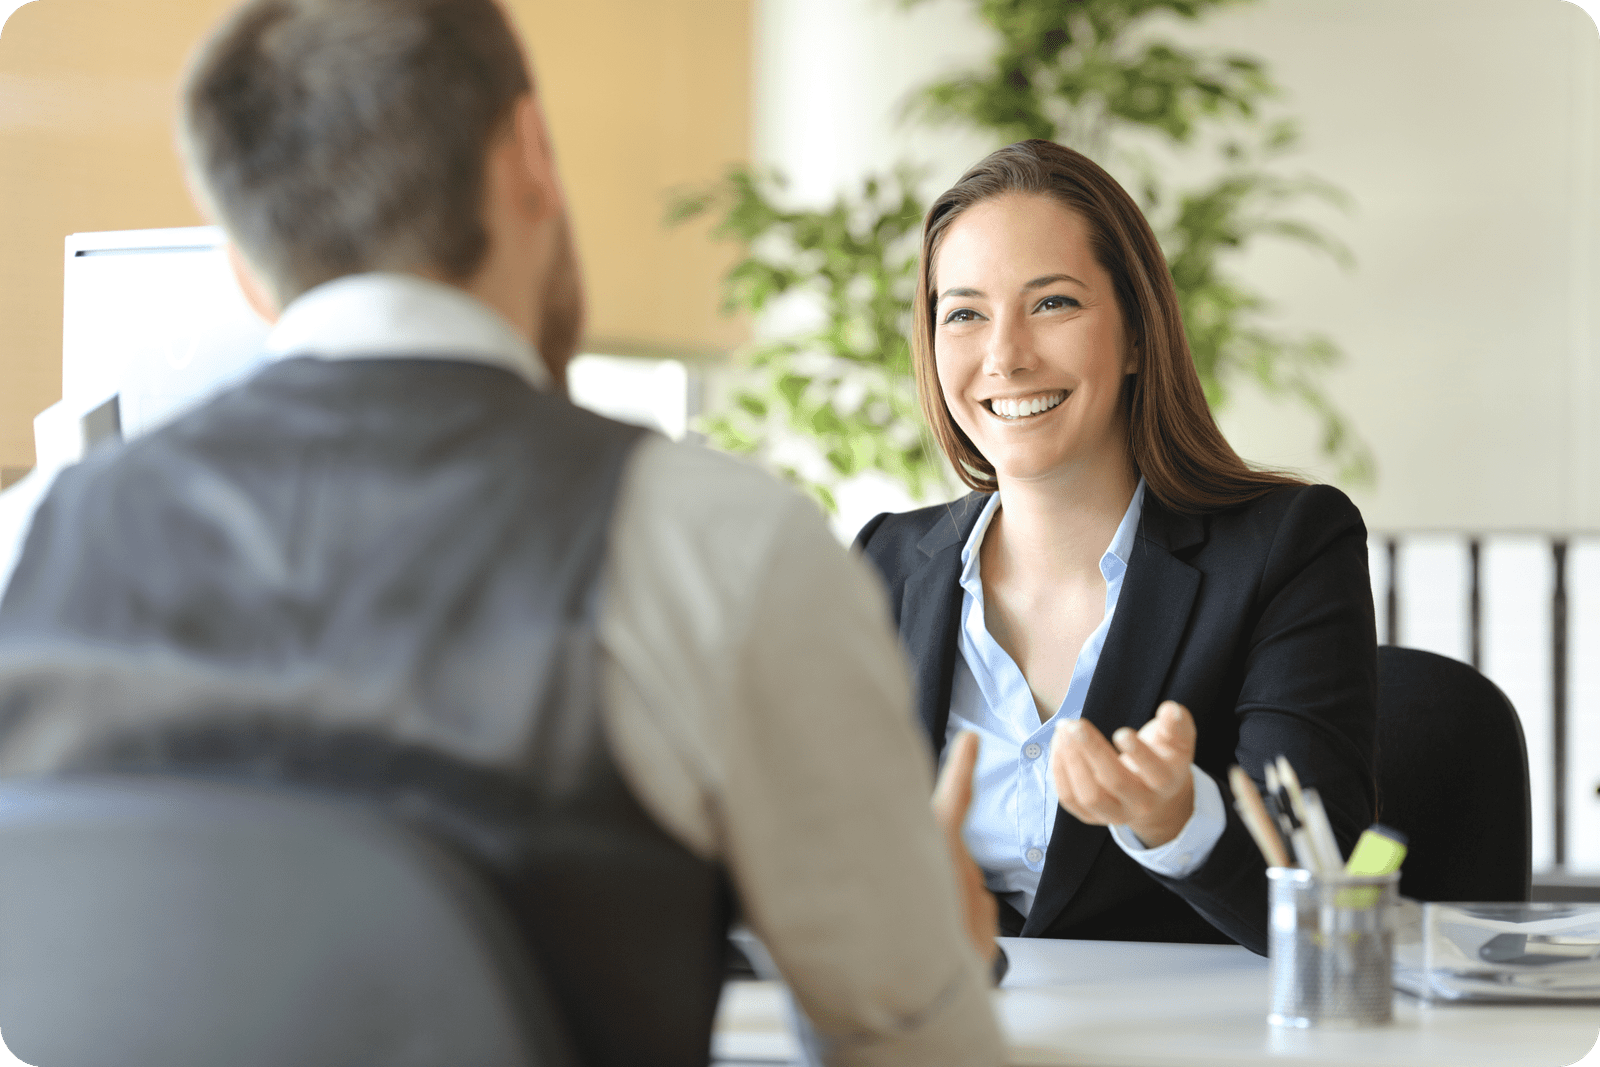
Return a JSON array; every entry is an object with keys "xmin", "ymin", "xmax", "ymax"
[{"xmin": 983, "ymin": 390, "xmax": 1069, "ymax": 421}]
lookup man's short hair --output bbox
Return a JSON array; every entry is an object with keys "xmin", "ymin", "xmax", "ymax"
[{"xmin": 181, "ymin": 0, "xmax": 532, "ymax": 303}]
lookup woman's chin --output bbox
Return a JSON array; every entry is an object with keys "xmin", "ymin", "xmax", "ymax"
[
  {"xmin": 985, "ymin": 451, "xmax": 1073, "ymax": 485},
  {"xmin": 982, "ymin": 439, "xmax": 1129, "ymax": 488}
]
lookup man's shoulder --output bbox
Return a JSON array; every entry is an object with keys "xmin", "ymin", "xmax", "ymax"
[
  {"xmin": 624, "ymin": 436, "xmax": 817, "ymax": 524},
  {"xmin": 610, "ymin": 437, "xmax": 837, "ymax": 597}
]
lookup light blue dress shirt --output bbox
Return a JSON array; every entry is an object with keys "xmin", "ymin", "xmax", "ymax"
[{"xmin": 944, "ymin": 479, "xmax": 1226, "ymax": 918}]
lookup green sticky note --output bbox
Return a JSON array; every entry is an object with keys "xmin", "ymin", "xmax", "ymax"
[
  {"xmin": 1334, "ymin": 826, "xmax": 1407, "ymax": 908},
  {"xmin": 1345, "ymin": 826, "xmax": 1408, "ymax": 877}
]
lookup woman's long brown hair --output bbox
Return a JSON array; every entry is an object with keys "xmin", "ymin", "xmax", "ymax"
[{"xmin": 913, "ymin": 140, "xmax": 1303, "ymax": 513}]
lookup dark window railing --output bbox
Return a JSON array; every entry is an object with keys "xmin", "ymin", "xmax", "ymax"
[{"xmin": 1373, "ymin": 532, "xmax": 1597, "ymax": 873}]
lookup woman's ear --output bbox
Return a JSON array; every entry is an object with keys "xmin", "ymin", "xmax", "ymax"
[{"xmin": 226, "ymin": 244, "xmax": 279, "ymax": 325}]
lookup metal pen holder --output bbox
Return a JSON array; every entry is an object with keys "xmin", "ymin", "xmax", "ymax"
[{"xmin": 1267, "ymin": 867, "xmax": 1399, "ymax": 1028}]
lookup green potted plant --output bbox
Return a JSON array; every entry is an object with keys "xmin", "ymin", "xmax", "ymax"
[{"xmin": 675, "ymin": 0, "xmax": 1371, "ymax": 511}]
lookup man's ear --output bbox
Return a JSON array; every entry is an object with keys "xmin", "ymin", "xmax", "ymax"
[
  {"xmin": 227, "ymin": 244, "xmax": 280, "ymax": 324},
  {"xmin": 511, "ymin": 93, "xmax": 563, "ymax": 224}
]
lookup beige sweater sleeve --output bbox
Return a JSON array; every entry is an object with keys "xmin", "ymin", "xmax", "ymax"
[{"xmin": 597, "ymin": 437, "xmax": 1002, "ymax": 1067}]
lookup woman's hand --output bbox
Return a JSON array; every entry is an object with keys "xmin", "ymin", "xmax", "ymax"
[
  {"xmin": 931, "ymin": 731, "xmax": 1000, "ymax": 969},
  {"xmin": 1049, "ymin": 700, "xmax": 1197, "ymax": 848}
]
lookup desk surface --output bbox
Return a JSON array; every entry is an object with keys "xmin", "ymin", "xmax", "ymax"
[{"xmin": 713, "ymin": 937, "xmax": 1600, "ymax": 1067}]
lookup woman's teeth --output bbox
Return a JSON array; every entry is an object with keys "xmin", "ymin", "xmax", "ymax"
[{"xmin": 987, "ymin": 392, "xmax": 1066, "ymax": 420}]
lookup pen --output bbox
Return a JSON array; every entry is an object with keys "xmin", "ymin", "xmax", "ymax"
[
  {"xmin": 1300, "ymin": 787, "xmax": 1345, "ymax": 873},
  {"xmin": 1273, "ymin": 756, "xmax": 1306, "ymax": 822},
  {"xmin": 1273, "ymin": 755, "xmax": 1343, "ymax": 872},
  {"xmin": 1264, "ymin": 762, "xmax": 1318, "ymax": 870},
  {"xmin": 1228, "ymin": 765, "xmax": 1292, "ymax": 868},
  {"xmin": 1273, "ymin": 756, "xmax": 1323, "ymax": 869},
  {"xmin": 1263, "ymin": 763, "xmax": 1289, "ymax": 830},
  {"xmin": 1261, "ymin": 764, "xmax": 1302, "ymax": 867},
  {"xmin": 1265, "ymin": 763, "xmax": 1298, "ymax": 829}
]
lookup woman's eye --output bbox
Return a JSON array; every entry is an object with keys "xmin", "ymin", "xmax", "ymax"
[
  {"xmin": 941, "ymin": 308, "xmax": 981, "ymax": 325},
  {"xmin": 1035, "ymin": 294, "xmax": 1080, "ymax": 313}
]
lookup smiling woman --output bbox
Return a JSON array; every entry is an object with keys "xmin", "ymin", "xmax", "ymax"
[
  {"xmin": 913, "ymin": 141, "xmax": 1300, "ymax": 512},
  {"xmin": 855, "ymin": 140, "xmax": 1380, "ymax": 954},
  {"xmin": 931, "ymin": 196, "xmax": 1137, "ymax": 493}
]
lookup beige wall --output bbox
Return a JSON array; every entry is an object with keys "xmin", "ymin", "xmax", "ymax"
[
  {"xmin": 0, "ymin": 0, "xmax": 751, "ymax": 476},
  {"xmin": 516, "ymin": 2, "xmax": 751, "ymax": 360}
]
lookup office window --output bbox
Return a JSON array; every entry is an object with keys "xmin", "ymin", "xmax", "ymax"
[{"xmin": 567, "ymin": 354, "xmax": 695, "ymax": 442}]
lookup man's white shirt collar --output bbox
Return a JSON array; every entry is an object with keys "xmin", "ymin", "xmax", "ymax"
[{"xmin": 264, "ymin": 272, "xmax": 552, "ymax": 391}]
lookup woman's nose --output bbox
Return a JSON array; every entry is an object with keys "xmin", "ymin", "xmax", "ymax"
[{"xmin": 981, "ymin": 313, "xmax": 1037, "ymax": 379}]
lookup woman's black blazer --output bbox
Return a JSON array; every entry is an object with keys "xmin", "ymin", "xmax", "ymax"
[{"xmin": 855, "ymin": 483, "xmax": 1377, "ymax": 955}]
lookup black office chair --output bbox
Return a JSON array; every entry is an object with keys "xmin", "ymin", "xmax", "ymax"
[
  {"xmin": 0, "ymin": 775, "xmax": 579, "ymax": 1067},
  {"xmin": 1374, "ymin": 646, "xmax": 1532, "ymax": 903}
]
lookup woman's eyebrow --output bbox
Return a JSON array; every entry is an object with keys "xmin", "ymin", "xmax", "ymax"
[
  {"xmin": 938, "ymin": 273, "xmax": 1087, "ymax": 302},
  {"xmin": 1024, "ymin": 273, "xmax": 1086, "ymax": 290}
]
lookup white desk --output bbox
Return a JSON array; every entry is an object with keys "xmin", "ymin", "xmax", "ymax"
[{"xmin": 713, "ymin": 937, "xmax": 1600, "ymax": 1067}]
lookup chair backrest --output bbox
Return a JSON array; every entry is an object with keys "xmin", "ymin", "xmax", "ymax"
[
  {"xmin": 1374, "ymin": 646, "xmax": 1532, "ymax": 902},
  {"xmin": 0, "ymin": 774, "xmax": 579, "ymax": 1067}
]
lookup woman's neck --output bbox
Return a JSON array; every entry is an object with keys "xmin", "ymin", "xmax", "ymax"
[{"xmin": 983, "ymin": 453, "xmax": 1140, "ymax": 586}]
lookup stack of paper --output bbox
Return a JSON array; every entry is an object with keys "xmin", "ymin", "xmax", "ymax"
[{"xmin": 1394, "ymin": 901, "xmax": 1600, "ymax": 1003}]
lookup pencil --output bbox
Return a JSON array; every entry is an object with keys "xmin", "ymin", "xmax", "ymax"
[{"xmin": 1229, "ymin": 765, "xmax": 1293, "ymax": 868}]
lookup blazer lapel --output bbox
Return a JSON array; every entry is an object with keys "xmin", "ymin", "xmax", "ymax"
[
  {"xmin": 899, "ymin": 495, "xmax": 987, "ymax": 762},
  {"xmin": 1022, "ymin": 495, "xmax": 1206, "ymax": 936}
]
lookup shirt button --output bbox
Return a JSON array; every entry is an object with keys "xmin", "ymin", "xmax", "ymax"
[
  {"xmin": 1026, "ymin": 848, "xmax": 1044, "ymax": 864},
  {"xmin": 1023, "ymin": 743, "xmax": 1043, "ymax": 760}
]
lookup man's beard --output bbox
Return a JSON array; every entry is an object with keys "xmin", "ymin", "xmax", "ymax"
[{"xmin": 537, "ymin": 217, "xmax": 584, "ymax": 393}]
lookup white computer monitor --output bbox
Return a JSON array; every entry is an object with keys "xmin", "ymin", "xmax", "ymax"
[
  {"xmin": 61, "ymin": 226, "xmax": 272, "ymax": 446},
  {"xmin": 56, "ymin": 225, "xmax": 694, "ymax": 447},
  {"xmin": 1, "ymin": 226, "xmax": 695, "ymax": 593}
]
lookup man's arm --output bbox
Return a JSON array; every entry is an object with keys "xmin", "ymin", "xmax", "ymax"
[
  {"xmin": 597, "ymin": 441, "xmax": 1003, "ymax": 1067},
  {"xmin": 726, "ymin": 501, "xmax": 1001, "ymax": 1066}
]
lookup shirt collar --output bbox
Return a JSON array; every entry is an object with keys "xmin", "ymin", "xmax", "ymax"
[
  {"xmin": 958, "ymin": 477, "xmax": 1147, "ymax": 595},
  {"xmin": 1102, "ymin": 476, "xmax": 1146, "ymax": 580},
  {"xmin": 958, "ymin": 493, "xmax": 1003, "ymax": 594},
  {"xmin": 263, "ymin": 272, "xmax": 552, "ymax": 391}
]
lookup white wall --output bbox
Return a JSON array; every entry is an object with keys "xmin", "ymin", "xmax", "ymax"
[
  {"xmin": 754, "ymin": 0, "xmax": 994, "ymax": 212},
  {"xmin": 1184, "ymin": 0, "xmax": 1600, "ymax": 534}
]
